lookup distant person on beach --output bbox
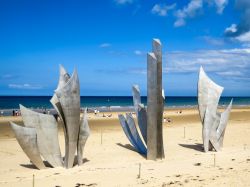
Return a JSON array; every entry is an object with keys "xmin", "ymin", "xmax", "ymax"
[
  {"xmin": 167, "ymin": 118, "xmax": 172, "ymax": 123},
  {"xmin": 177, "ymin": 110, "xmax": 182, "ymax": 114},
  {"xmin": 12, "ymin": 110, "xmax": 15, "ymax": 116},
  {"xmin": 94, "ymin": 109, "xmax": 99, "ymax": 116},
  {"xmin": 164, "ymin": 117, "xmax": 172, "ymax": 123}
]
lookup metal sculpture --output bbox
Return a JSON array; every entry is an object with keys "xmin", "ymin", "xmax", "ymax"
[
  {"xmin": 147, "ymin": 39, "xmax": 165, "ymax": 160},
  {"xmin": 19, "ymin": 104, "xmax": 63, "ymax": 168},
  {"xmin": 10, "ymin": 65, "xmax": 90, "ymax": 169},
  {"xmin": 198, "ymin": 66, "xmax": 233, "ymax": 152},
  {"xmin": 77, "ymin": 108, "xmax": 90, "ymax": 165},
  {"xmin": 10, "ymin": 122, "xmax": 46, "ymax": 169},
  {"xmin": 118, "ymin": 39, "xmax": 165, "ymax": 160},
  {"xmin": 54, "ymin": 69, "xmax": 80, "ymax": 168}
]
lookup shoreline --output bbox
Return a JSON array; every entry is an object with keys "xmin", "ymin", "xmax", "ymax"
[{"xmin": 0, "ymin": 105, "xmax": 249, "ymax": 116}]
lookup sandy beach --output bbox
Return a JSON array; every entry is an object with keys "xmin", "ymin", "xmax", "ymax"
[{"xmin": 0, "ymin": 107, "xmax": 250, "ymax": 187}]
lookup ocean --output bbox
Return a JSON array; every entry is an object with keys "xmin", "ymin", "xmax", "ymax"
[{"xmin": 0, "ymin": 96, "xmax": 249, "ymax": 110}]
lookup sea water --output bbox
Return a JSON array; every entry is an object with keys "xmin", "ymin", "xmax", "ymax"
[{"xmin": 0, "ymin": 96, "xmax": 249, "ymax": 109}]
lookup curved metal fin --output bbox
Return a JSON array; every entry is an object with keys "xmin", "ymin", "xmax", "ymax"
[
  {"xmin": 56, "ymin": 64, "xmax": 71, "ymax": 91},
  {"xmin": 217, "ymin": 99, "xmax": 233, "ymax": 148},
  {"xmin": 152, "ymin": 38, "xmax": 162, "ymax": 58},
  {"xmin": 198, "ymin": 66, "xmax": 224, "ymax": 123},
  {"xmin": 118, "ymin": 114, "xmax": 139, "ymax": 151},
  {"xmin": 20, "ymin": 104, "xmax": 39, "ymax": 128},
  {"xmin": 206, "ymin": 111, "xmax": 221, "ymax": 152},
  {"xmin": 132, "ymin": 85, "xmax": 147, "ymax": 144},
  {"xmin": 55, "ymin": 69, "xmax": 80, "ymax": 168},
  {"xmin": 51, "ymin": 64, "xmax": 70, "ymax": 126},
  {"xmin": 50, "ymin": 94, "xmax": 67, "ymax": 153},
  {"xmin": 202, "ymin": 87, "xmax": 223, "ymax": 152},
  {"xmin": 132, "ymin": 85, "xmax": 141, "ymax": 112},
  {"xmin": 77, "ymin": 108, "xmax": 90, "ymax": 165},
  {"xmin": 10, "ymin": 122, "xmax": 46, "ymax": 169},
  {"xmin": 19, "ymin": 105, "xmax": 63, "ymax": 167},
  {"xmin": 137, "ymin": 104, "xmax": 147, "ymax": 144},
  {"xmin": 51, "ymin": 64, "xmax": 71, "ymax": 127},
  {"xmin": 208, "ymin": 100, "xmax": 233, "ymax": 152},
  {"xmin": 36, "ymin": 113, "xmax": 63, "ymax": 167},
  {"xmin": 217, "ymin": 99, "xmax": 233, "ymax": 137},
  {"xmin": 50, "ymin": 94, "xmax": 66, "ymax": 126},
  {"xmin": 126, "ymin": 113, "xmax": 147, "ymax": 155}
]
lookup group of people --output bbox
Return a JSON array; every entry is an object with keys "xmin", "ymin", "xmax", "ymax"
[
  {"xmin": 11, "ymin": 108, "xmax": 50, "ymax": 116},
  {"xmin": 93, "ymin": 109, "xmax": 112, "ymax": 118},
  {"xmin": 12, "ymin": 110, "xmax": 20, "ymax": 116}
]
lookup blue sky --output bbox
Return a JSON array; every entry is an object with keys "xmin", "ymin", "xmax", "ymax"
[{"xmin": 0, "ymin": 0, "xmax": 249, "ymax": 96}]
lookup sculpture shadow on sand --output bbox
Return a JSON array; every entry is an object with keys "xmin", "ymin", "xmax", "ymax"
[{"xmin": 179, "ymin": 143, "xmax": 204, "ymax": 152}]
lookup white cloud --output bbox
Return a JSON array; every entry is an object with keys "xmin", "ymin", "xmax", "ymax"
[
  {"xmin": 224, "ymin": 0, "xmax": 250, "ymax": 41},
  {"xmin": 224, "ymin": 24, "xmax": 237, "ymax": 34},
  {"xmin": 235, "ymin": 31, "xmax": 250, "ymax": 42},
  {"xmin": 174, "ymin": 0, "xmax": 203, "ymax": 27},
  {"xmin": 214, "ymin": 0, "xmax": 228, "ymax": 14},
  {"xmin": 8, "ymin": 84, "xmax": 43, "ymax": 89},
  {"xmin": 174, "ymin": 0, "xmax": 228, "ymax": 27},
  {"xmin": 122, "ymin": 48, "xmax": 250, "ymax": 83},
  {"xmin": 221, "ymin": 48, "xmax": 250, "ymax": 54},
  {"xmin": 174, "ymin": 18, "xmax": 186, "ymax": 27},
  {"xmin": 134, "ymin": 50, "xmax": 143, "ymax": 55},
  {"xmin": 99, "ymin": 43, "xmax": 111, "ymax": 48},
  {"xmin": 165, "ymin": 48, "xmax": 250, "ymax": 80},
  {"xmin": 151, "ymin": 3, "xmax": 176, "ymax": 16},
  {"xmin": 114, "ymin": 0, "xmax": 133, "ymax": 5},
  {"xmin": 216, "ymin": 71, "xmax": 243, "ymax": 76}
]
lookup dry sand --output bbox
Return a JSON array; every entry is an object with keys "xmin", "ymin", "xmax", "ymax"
[{"xmin": 0, "ymin": 108, "xmax": 250, "ymax": 187}]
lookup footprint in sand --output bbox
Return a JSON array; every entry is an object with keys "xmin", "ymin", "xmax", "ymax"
[{"xmin": 194, "ymin": 162, "xmax": 201, "ymax": 166}]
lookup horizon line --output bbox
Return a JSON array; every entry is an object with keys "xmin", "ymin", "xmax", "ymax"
[{"xmin": 0, "ymin": 95, "xmax": 248, "ymax": 97}]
